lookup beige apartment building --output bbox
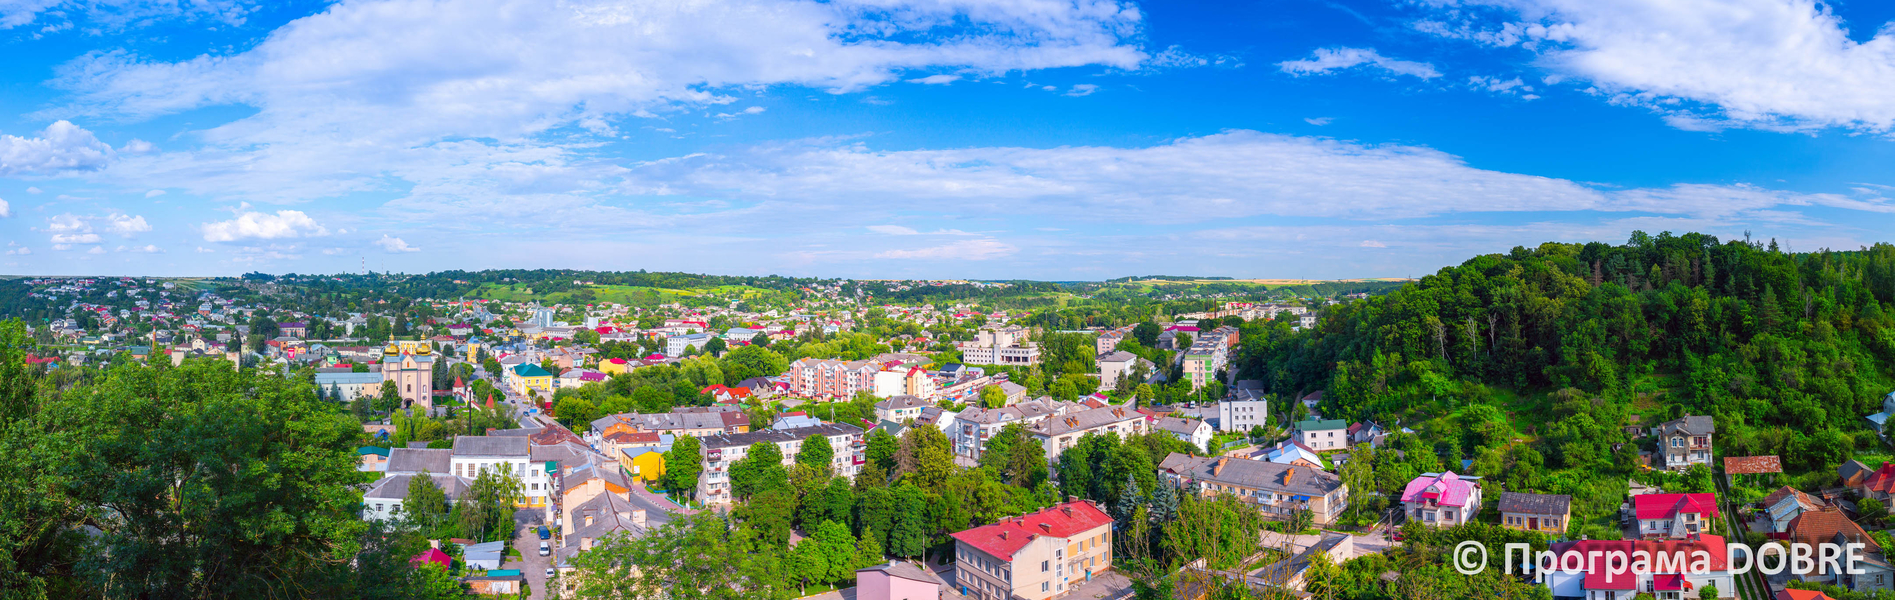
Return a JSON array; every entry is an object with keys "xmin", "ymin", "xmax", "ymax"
[{"xmin": 950, "ymin": 501, "xmax": 1114, "ymax": 600}]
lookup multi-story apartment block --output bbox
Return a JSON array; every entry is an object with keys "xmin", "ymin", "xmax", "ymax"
[
  {"xmin": 960, "ymin": 326, "xmax": 1041, "ymax": 366},
  {"xmin": 785, "ymin": 358, "xmax": 879, "ymax": 399},
  {"xmin": 1218, "ymin": 389, "xmax": 1269, "ymax": 433},
  {"xmin": 590, "ymin": 407, "xmax": 750, "ymax": 439},
  {"xmin": 1029, "ymin": 406, "xmax": 1148, "ymax": 461},
  {"xmin": 696, "ymin": 423, "xmax": 865, "ymax": 506},
  {"xmin": 1095, "ymin": 330, "xmax": 1126, "ymax": 356},
  {"xmin": 949, "ymin": 501, "xmax": 1114, "ymax": 600},
  {"xmin": 1158, "ymin": 453, "xmax": 1349, "ymax": 525},
  {"xmin": 665, "ymin": 333, "xmax": 713, "ymax": 357},
  {"xmin": 952, "ymin": 399, "xmax": 1074, "ymax": 459},
  {"xmin": 1654, "ymin": 415, "xmax": 1715, "ymax": 471},
  {"xmin": 1096, "ymin": 351, "xmax": 1143, "ymax": 387},
  {"xmin": 1180, "ymin": 340, "xmax": 1227, "ymax": 390}
]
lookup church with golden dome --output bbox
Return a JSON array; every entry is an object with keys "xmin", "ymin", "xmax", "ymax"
[{"xmin": 381, "ymin": 341, "xmax": 437, "ymax": 412}]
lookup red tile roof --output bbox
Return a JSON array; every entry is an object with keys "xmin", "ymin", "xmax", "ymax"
[
  {"xmin": 1633, "ymin": 493, "xmax": 1719, "ymax": 520},
  {"xmin": 1724, "ymin": 455, "xmax": 1783, "ymax": 475},
  {"xmin": 1787, "ymin": 509, "xmax": 1880, "ymax": 554},
  {"xmin": 1861, "ymin": 463, "xmax": 1895, "ymax": 496},
  {"xmin": 949, "ymin": 500, "xmax": 1112, "ymax": 561}
]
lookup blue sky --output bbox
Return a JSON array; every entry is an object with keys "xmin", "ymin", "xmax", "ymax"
[{"xmin": 2, "ymin": 0, "xmax": 1893, "ymax": 280}]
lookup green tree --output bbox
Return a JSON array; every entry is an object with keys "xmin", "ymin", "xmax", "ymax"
[
  {"xmin": 894, "ymin": 425, "xmax": 954, "ymax": 491},
  {"xmin": 864, "ymin": 428, "xmax": 900, "ymax": 473},
  {"xmin": 705, "ymin": 336, "xmax": 728, "ymax": 356},
  {"xmin": 457, "ymin": 467, "xmax": 524, "ymax": 542},
  {"xmin": 735, "ymin": 488, "xmax": 796, "ymax": 549},
  {"xmin": 567, "ymin": 512, "xmax": 794, "ymax": 600},
  {"xmin": 812, "ymin": 520, "xmax": 857, "ymax": 584},
  {"xmin": 405, "ymin": 472, "xmax": 450, "ymax": 531},
  {"xmin": 730, "ymin": 442, "xmax": 789, "ymax": 501},
  {"xmin": 886, "ymin": 483, "xmax": 930, "ymax": 558},
  {"xmin": 979, "ymin": 384, "xmax": 1008, "ymax": 408},
  {"xmin": 375, "ymin": 379, "xmax": 404, "ymax": 413},
  {"xmin": 662, "ymin": 434, "xmax": 703, "ymax": 500},
  {"xmin": 796, "ymin": 434, "xmax": 834, "ymax": 475}
]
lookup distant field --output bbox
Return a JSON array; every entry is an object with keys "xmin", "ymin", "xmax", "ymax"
[
  {"xmin": 467, "ymin": 283, "xmax": 777, "ymax": 304},
  {"xmin": 1132, "ymin": 278, "xmax": 1413, "ymax": 286}
]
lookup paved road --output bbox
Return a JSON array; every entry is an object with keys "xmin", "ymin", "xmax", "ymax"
[{"xmin": 511, "ymin": 509, "xmax": 552, "ymax": 600}]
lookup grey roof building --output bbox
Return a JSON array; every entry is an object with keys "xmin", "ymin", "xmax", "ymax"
[
  {"xmin": 385, "ymin": 448, "xmax": 453, "ymax": 475},
  {"xmin": 1498, "ymin": 491, "xmax": 1572, "ymax": 516},
  {"xmin": 451, "ymin": 435, "xmax": 530, "ymax": 458},
  {"xmin": 1158, "ymin": 453, "xmax": 1349, "ymax": 525}
]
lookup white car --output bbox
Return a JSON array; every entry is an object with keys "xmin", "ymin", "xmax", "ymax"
[
  {"xmin": 538, "ymin": 542, "xmax": 551, "ymax": 556},
  {"xmin": 545, "ymin": 568, "xmax": 555, "ymax": 579}
]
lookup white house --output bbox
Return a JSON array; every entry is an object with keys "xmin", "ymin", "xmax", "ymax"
[
  {"xmin": 1154, "ymin": 416, "xmax": 1212, "ymax": 451},
  {"xmin": 450, "ymin": 436, "xmax": 532, "ymax": 504},
  {"xmin": 361, "ymin": 473, "xmax": 469, "ymax": 521},
  {"xmin": 1218, "ymin": 390, "xmax": 1270, "ymax": 433}
]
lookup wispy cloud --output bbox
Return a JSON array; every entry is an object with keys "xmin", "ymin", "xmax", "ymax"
[{"xmin": 1279, "ymin": 47, "xmax": 1439, "ymax": 79}]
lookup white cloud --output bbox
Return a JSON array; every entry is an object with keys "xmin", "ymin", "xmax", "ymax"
[
  {"xmin": 1143, "ymin": 44, "xmax": 1241, "ymax": 70},
  {"xmin": 0, "ymin": 120, "xmax": 114, "ymax": 176},
  {"xmin": 145, "ymin": 189, "xmax": 165, "ymax": 197},
  {"xmin": 86, "ymin": 246, "xmax": 105, "ymax": 254},
  {"xmin": 128, "ymin": 244, "xmax": 162, "ymax": 253},
  {"xmin": 0, "ymin": 199, "xmax": 8, "ymax": 217},
  {"xmin": 1278, "ymin": 47, "xmax": 1440, "ymax": 79},
  {"xmin": 103, "ymin": 213, "xmax": 150, "ymax": 234},
  {"xmin": 1360, "ymin": 240, "xmax": 1387, "ymax": 248},
  {"xmin": 907, "ymin": 74, "xmax": 961, "ymax": 85},
  {"xmin": 617, "ymin": 130, "xmax": 1893, "ymax": 228},
  {"xmin": 1415, "ymin": 0, "xmax": 1895, "ymax": 132},
  {"xmin": 45, "ymin": 213, "xmax": 87, "ymax": 232},
  {"xmin": 875, "ymin": 238, "xmax": 1016, "ymax": 260},
  {"xmin": 120, "ymin": 139, "xmax": 155, "ymax": 154},
  {"xmin": 24, "ymin": 187, "xmax": 39, "ymax": 194},
  {"xmin": 4, "ymin": 247, "xmax": 27, "ymax": 255},
  {"xmin": 200, "ymin": 210, "xmax": 329, "ymax": 242},
  {"xmin": 373, "ymin": 234, "xmax": 420, "ymax": 253},
  {"xmin": 0, "ymin": 0, "xmax": 250, "ymax": 31},
  {"xmin": 52, "ymin": 233, "xmax": 101, "ymax": 244},
  {"xmin": 50, "ymin": 244, "xmax": 69, "ymax": 251},
  {"xmin": 195, "ymin": 246, "xmax": 215, "ymax": 253},
  {"xmin": 1065, "ymin": 84, "xmax": 1099, "ymax": 97},
  {"xmin": 1304, "ymin": 117, "xmax": 1333, "ymax": 126}
]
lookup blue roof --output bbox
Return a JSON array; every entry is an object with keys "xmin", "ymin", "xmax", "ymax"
[
  {"xmin": 357, "ymin": 446, "xmax": 390, "ymax": 457},
  {"xmin": 485, "ymin": 569, "xmax": 521, "ymax": 577},
  {"xmin": 511, "ymin": 363, "xmax": 552, "ymax": 377},
  {"xmin": 316, "ymin": 372, "xmax": 383, "ymax": 385}
]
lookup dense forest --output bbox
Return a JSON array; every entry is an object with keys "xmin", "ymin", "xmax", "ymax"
[{"xmin": 1228, "ymin": 232, "xmax": 1895, "ymax": 539}]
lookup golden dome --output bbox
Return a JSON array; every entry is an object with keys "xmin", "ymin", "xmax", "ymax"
[
  {"xmin": 416, "ymin": 344, "xmax": 432, "ymax": 355},
  {"xmin": 383, "ymin": 343, "xmax": 400, "ymax": 356}
]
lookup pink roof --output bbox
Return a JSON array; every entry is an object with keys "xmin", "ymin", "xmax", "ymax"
[
  {"xmin": 1400, "ymin": 472, "xmax": 1475, "ymax": 507},
  {"xmin": 1633, "ymin": 493, "xmax": 1720, "ymax": 520},
  {"xmin": 949, "ymin": 501, "xmax": 1113, "ymax": 561},
  {"xmin": 606, "ymin": 358, "xmax": 629, "ymax": 365},
  {"xmin": 411, "ymin": 548, "xmax": 451, "ymax": 569},
  {"xmin": 644, "ymin": 354, "xmax": 665, "ymax": 361},
  {"xmin": 1555, "ymin": 535, "xmax": 1728, "ymax": 590}
]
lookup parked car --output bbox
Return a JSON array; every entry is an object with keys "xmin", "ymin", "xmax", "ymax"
[
  {"xmin": 545, "ymin": 568, "xmax": 556, "ymax": 579},
  {"xmin": 538, "ymin": 526, "xmax": 550, "ymax": 540},
  {"xmin": 538, "ymin": 542, "xmax": 551, "ymax": 556}
]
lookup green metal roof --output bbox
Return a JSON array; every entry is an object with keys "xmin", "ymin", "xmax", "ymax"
[
  {"xmin": 1295, "ymin": 418, "xmax": 1348, "ymax": 431},
  {"xmin": 511, "ymin": 363, "xmax": 552, "ymax": 378}
]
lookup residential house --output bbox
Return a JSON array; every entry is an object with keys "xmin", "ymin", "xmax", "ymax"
[
  {"xmin": 1158, "ymin": 453, "xmax": 1349, "ymax": 525},
  {"xmin": 1155, "ymin": 416, "xmax": 1212, "ymax": 451},
  {"xmin": 1497, "ymin": 492, "xmax": 1570, "ymax": 533},
  {"xmin": 600, "ymin": 430, "xmax": 664, "ymax": 461},
  {"xmin": 450, "ymin": 436, "xmax": 532, "ymax": 506},
  {"xmin": 1096, "ymin": 351, "xmax": 1141, "ymax": 388},
  {"xmin": 385, "ymin": 447, "xmax": 453, "ymax": 477},
  {"xmin": 464, "ymin": 570, "xmax": 525, "ymax": 595},
  {"xmin": 1866, "ymin": 392, "xmax": 1895, "ymax": 438},
  {"xmin": 696, "ymin": 423, "xmax": 866, "ymax": 506},
  {"xmin": 1763, "ymin": 486, "xmax": 1822, "ymax": 533},
  {"xmin": 1787, "ymin": 509, "xmax": 1895, "ymax": 594},
  {"xmin": 357, "ymin": 446, "xmax": 390, "ymax": 473},
  {"xmin": 1856, "ymin": 463, "xmax": 1895, "ymax": 504},
  {"xmin": 1401, "ymin": 472, "xmax": 1482, "ymax": 527},
  {"xmin": 620, "ymin": 445, "xmax": 669, "ymax": 483},
  {"xmin": 1840, "ymin": 460, "xmax": 1875, "ymax": 488},
  {"xmin": 1633, "ymin": 493, "xmax": 1719, "ymax": 539},
  {"xmin": 875, "ymin": 395, "xmax": 932, "ymax": 424},
  {"xmin": 279, "ymin": 321, "xmax": 307, "ymax": 338},
  {"xmin": 949, "ymin": 500, "xmax": 1113, "ymax": 600},
  {"xmin": 591, "ymin": 408, "xmax": 749, "ymax": 439},
  {"xmin": 857, "ymin": 561, "xmax": 956, "ymax": 600},
  {"xmin": 1255, "ymin": 439, "xmax": 1323, "ymax": 469},
  {"xmin": 1295, "ymin": 419, "xmax": 1349, "ymax": 451},
  {"xmin": 665, "ymin": 333, "xmax": 713, "ymax": 357},
  {"xmin": 506, "ymin": 362, "xmax": 554, "ymax": 396},
  {"xmin": 1653, "ymin": 415, "xmax": 1716, "ymax": 471},
  {"xmin": 361, "ymin": 473, "xmax": 469, "ymax": 521},
  {"xmin": 1541, "ymin": 537, "xmax": 1735, "ymax": 600},
  {"xmin": 1029, "ymin": 406, "xmax": 1147, "ymax": 462}
]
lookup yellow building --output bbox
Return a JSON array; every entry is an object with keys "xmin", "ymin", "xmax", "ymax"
[
  {"xmin": 507, "ymin": 363, "xmax": 553, "ymax": 396},
  {"xmin": 599, "ymin": 357, "xmax": 634, "ymax": 376},
  {"xmin": 619, "ymin": 446, "xmax": 667, "ymax": 483}
]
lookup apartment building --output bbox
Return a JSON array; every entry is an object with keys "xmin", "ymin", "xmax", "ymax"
[
  {"xmin": 961, "ymin": 326, "xmax": 1041, "ymax": 366},
  {"xmin": 1096, "ymin": 351, "xmax": 1143, "ymax": 387},
  {"xmin": 1218, "ymin": 389, "xmax": 1269, "ymax": 433},
  {"xmin": 1157, "ymin": 453, "xmax": 1349, "ymax": 525},
  {"xmin": 1180, "ymin": 340, "xmax": 1227, "ymax": 390},
  {"xmin": 1029, "ymin": 406, "xmax": 1148, "ymax": 461},
  {"xmin": 1295, "ymin": 419, "xmax": 1349, "ymax": 451},
  {"xmin": 696, "ymin": 423, "xmax": 866, "ymax": 506},
  {"xmin": 785, "ymin": 358, "xmax": 880, "ymax": 399},
  {"xmin": 591, "ymin": 408, "xmax": 750, "ymax": 439},
  {"xmin": 950, "ymin": 501, "xmax": 1114, "ymax": 600},
  {"xmin": 952, "ymin": 399, "xmax": 1075, "ymax": 459},
  {"xmin": 665, "ymin": 333, "xmax": 713, "ymax": 357}
]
